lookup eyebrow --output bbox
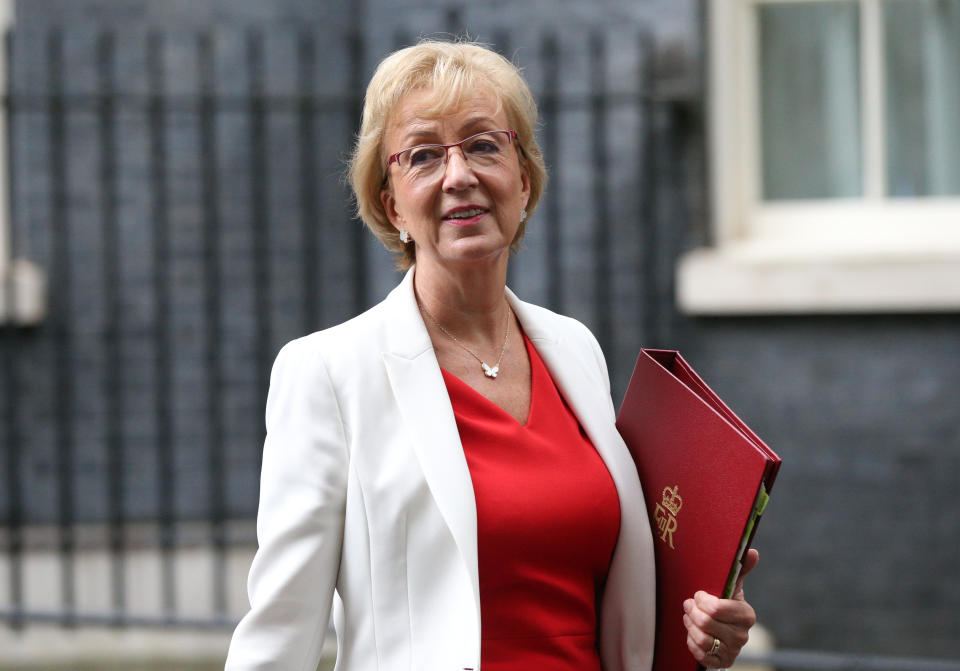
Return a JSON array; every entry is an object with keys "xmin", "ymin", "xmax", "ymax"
[{"xmin": 398, "ymin": 116, "xmax": 501, "ymax": 146}]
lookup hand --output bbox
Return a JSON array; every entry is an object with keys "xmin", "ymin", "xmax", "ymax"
[{"xmin": 682, "ymin": 549, "xmax": 759, "ymax": 669}]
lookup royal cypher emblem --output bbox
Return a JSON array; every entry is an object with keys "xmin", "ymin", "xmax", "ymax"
[{"xmin": 653, "ymin": 485, "xmax": 682, "ymax": 549}]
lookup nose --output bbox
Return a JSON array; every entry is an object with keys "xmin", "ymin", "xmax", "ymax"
[{"xmin": 441, "ymin": 146, "xmax": 479, "ymax": 191}]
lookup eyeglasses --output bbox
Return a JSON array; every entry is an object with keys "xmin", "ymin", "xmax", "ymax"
[{"xmin": 385, "ymin": 129, "xmax": 519, "ymax": 183}]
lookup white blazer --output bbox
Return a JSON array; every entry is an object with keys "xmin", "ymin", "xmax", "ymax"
[{"xmin": 225, "ymin": 269, "xmax": 656, "ymax": 671}]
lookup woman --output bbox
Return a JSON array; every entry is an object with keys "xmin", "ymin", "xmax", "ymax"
[{"xmin": 225, "ymin": 39, "xmax": 757, "ymax": 671}]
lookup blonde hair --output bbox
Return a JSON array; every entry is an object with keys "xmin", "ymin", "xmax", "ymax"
[{"xmin": 348, "ymin": 39, "xmax": 547, "ymax": 270}]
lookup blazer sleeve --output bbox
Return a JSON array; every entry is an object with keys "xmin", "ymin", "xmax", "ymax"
[{"xmin": 225, "ymin": 337, "xmax": 349, "ymax": 671}]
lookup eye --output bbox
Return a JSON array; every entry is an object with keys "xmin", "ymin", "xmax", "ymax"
[
  {"xmin": 464, "ymin": 135, "xmax": 502, "ymax": 156},
  {"xmin": 405, "ymin": 145, "xmax": 445, "ymax": 167}
]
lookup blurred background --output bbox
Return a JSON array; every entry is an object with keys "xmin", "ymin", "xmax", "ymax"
[{"xmin": 1, "ymin": 0, "xmax": 958, "ymax": 669}]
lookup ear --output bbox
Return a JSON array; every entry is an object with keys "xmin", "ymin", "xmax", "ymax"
[
  {"xmin": 519, "ymin": 162, "xmax": 531, "ymax": 211},
  {"xmin": 380, "ymin": 186, "xmax": 404, "ymax": 231}
]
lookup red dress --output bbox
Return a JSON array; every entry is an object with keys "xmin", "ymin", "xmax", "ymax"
[{"xmin": 441, "ymin": 335, "xmax": 621, "ymax": 671}]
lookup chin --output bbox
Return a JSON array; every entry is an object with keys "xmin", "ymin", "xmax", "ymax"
[
  {"xmin": 444, "ymin": 227, "xmax": 514, "ymax": 253},
  {"xmin": 442, "ymin": 239, "xmax": 510, "ymax": 263}
]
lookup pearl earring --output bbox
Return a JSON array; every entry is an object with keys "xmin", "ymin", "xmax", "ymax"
[{"xmin": 399, "ymin": 230, "xmax": 410, "ymax": 243}]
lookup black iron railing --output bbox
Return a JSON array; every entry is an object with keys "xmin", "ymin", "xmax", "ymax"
[
  {"xmin": 0, "ymin": 25, "xmax": 666, "ymax": 629},
  {"xmin": 1, "ymin": 24, "xmax": 959, "ymax": 671}
]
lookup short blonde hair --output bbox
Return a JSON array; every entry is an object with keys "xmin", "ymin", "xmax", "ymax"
[{"xmin": 348, "ymin": 39, "xmax": 547, "ymax": 270}]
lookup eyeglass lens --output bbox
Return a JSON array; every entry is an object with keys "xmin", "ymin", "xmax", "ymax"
[{"xmin": 395, "ymin": 130, "xmax": 514, "ymax": 179}]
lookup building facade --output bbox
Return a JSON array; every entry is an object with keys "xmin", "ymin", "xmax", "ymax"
[{"xmin": 1, "ymin": 0, "xmax": 958, "ymax": 662}]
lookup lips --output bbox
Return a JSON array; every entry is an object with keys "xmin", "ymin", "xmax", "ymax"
[{"xmin": 442, "ymin": 205, "xmax": 489, "ymax": 222}]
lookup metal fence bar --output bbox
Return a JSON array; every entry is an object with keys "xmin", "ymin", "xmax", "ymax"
[
  {"xmin": 590, "ymin": 31, "xmax": 612, "ymax": 358},
  {"xmin": 347, "ymin": 29, "xmax": 367, "ymax": 314},
  {"xmin": 197, "ymin": 31, "xmax": 228, "ymax": 619},
  {"xmin": 5, "ymin": 90, "xmax": 362, "ymax": 113},
  {"xmin": 297, "ymin": 30, "xmax": 320, "ymax": 335},
  {"xmin": 47, "ymin": 27, "xmax": 77, "ymax": 626},
  {"xmin": 147, "ymin": 29, "xmax": 178, "ymax": 620},
  {"xmin": 246, "ymin": 28, "xmax": 271, "ymax": 453},
  {"xmin": 443, "ymin": 6, "xmax": 463, "ymax": 35},
  {"xmin": 0, "ymin": 607, "xmax": 236, "ymax": 630},
  {"xmin": 540, "ymin": 34, "xmax": 562, "ymax": 312},
  {"xmin": 1, "ymin": 28, "xmax": 23, "ymax": 631},
  {"xmin": 97, "ymin": 29, "xmax": 127, "ymax": 622},
  {"xmin": 638, "ymin": 34, "xmax": 659, "ymax": 346},
  {"xmin": 493, "ymin": 28, "xmax": 515, "ymax": 292}
]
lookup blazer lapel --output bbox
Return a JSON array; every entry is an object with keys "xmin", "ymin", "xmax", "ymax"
[
  {"xmin": 508, "ymin": 292, "xmax": 612, "ymax": 448},
  {"xmin": 508, "ymin": 291, "xmax": 643, "ymax": 517},
  {"xmin": 380, "ymin": 270, "xmax": 481, "ymax": 622}
]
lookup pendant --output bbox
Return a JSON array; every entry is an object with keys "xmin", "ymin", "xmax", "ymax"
[{"xmin": 481, "ymin": 363, "xmax": 499, "ymax": 379}]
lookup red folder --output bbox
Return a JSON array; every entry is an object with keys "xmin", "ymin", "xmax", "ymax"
[{"xmin": 615, "ymin": 349, "xmax": 781, "ymax": 671}]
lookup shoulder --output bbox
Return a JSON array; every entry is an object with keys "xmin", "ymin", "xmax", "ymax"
[
  {"xmin": 278, "ymin": 269, "xmax": 417, "ymax": 370},
  {"xmin": 268, "ymin": 269, "xmax": 427, "ymax": 404},
  {"xmin": 509, "ymin": 293, "xmax": 610, "ymax": 394},
  {"xmin": 273, "ymin": 298, "xmax": 392, "ymax": 379},
  {"xmin": 510, "ymin": 293, "xmax": 594, "ymax": 336},
  {"xmin": 262, "ymin": 297, "xmax": 400, "ymax": 452},
  {"xmin": 510, "ymin": 294, "xmax": 605, "ymax": 356}
]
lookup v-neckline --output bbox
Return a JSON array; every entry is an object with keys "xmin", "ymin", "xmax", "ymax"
[{"xmin": 441, "ymin": 334, "xmax": 537, "ymax": 429}]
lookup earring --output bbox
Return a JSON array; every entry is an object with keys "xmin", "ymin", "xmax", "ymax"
[
  {"xmin": 520, "ymin": 210, "xmax": 527, "ymax": 222},
  {"xmin": 399, "ymin": 229, "xmax": 410, "ymax": 243}
]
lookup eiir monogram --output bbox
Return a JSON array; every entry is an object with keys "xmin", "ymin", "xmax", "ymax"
[{"xmin": 653, "ymin": 485, "xmax": 682, "ymax": 549}]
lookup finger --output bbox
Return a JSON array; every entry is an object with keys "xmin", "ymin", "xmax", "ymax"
[
  {"xmin": 683, "ymin": 612, "xmax": 713, "ymax": 653},
  {"xmin": 684, "ymin": 593, "xmax": 753, "ymax": 668},
  {"xmin": 684, "ymin": 597, "xmax": 749, "ymax": 652},
  {"xmin": 733, "ymin": 549, "xmax": 760, "ymax": 600},
  {"xmin": 694, "ymin": 588, "xmax": 756, "ymax": 627},
  {"xmin": 687, "ymin": 592, "xmax": 754, "ymax": 645},
  {"xmin": 740, "ymin": 549, "xmax": 760, "ymax": 579},
  {"xmin": 685, "ymin": 629, "xmax": 709, "ymax": 665},
  {"xmin": 694, "ymin": 590, "xmax": 749, "ymax": 624},
  {"xmin": 684, "ymin": 626, "xmax": 735, "ymax": 670},
  {"xmin": 684, "ymin": 616, "xmax": 718, "ymax": 666}
]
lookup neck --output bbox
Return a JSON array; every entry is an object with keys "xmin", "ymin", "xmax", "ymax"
[{"xmin": 413, "ymin": 258, "xmax": 510, "ymax": 342}]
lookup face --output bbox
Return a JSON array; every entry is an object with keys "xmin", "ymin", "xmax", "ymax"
[{"xmin": 379, "ymin": 88, "xmax": 531, "ymax": 270}]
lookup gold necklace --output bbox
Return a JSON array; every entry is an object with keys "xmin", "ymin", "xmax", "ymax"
[{"xmin": 418, "ymin": 298, "xmax": 511, "ymax": 379}]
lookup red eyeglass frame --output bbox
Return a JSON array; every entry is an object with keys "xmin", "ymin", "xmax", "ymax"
[{"xmin": 384, "ymin": 129, "xmax": 519, "ymax": 178}]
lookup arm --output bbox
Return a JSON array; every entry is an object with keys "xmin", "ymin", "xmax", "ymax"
[{"xmin": 225, "ymin": 339, "xmax": 349, "ymax": 671}]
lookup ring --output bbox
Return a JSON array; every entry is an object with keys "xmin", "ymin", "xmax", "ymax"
[{"xmin": 708, "ymin": 637, "xmax": 721, "ymax": 657}]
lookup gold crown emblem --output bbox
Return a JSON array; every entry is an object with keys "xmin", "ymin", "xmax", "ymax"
[{"xmin": 661, "ymin": 485, "xmax": 682, "ymax": 517}]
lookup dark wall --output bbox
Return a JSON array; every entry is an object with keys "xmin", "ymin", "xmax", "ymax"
[
  {"xmin": 2, "ymin": 0, "xmax": 959, "ymax": 662},
  {"xmin": 680, "ymin": 315, "xmax": 960, "ymax": 658},
  {"xmin": 2, "ymin": 0, "xmax": 675, "ymax": 524},
  {"xmin": 4, "ymin": 0, "xmax": 362, "ymax": 524}
]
